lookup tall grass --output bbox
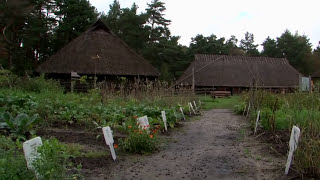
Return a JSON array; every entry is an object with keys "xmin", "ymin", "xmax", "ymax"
[{"xmin": 235, "ymin": 90, "xmax": 320, "ymax": 177}]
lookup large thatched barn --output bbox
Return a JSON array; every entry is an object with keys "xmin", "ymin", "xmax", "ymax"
[
  {"xmin": 36, "ymin": 19, "xmax": 159, "ymax": 91},
  {"xmin": 176, "ymin": 54, "xmax": 301, "ymax": 94}
]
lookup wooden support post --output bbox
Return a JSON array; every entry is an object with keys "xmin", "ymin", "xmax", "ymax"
[{"xmin": 192, "ymin": 67, "xmax": 195, "ymax": 93}]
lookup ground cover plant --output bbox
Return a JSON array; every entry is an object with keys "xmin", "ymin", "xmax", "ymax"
[
  {"xmin": 199, "ymin": 95, "xmax": 240, "ymax": 110},
  {"xmin": 0, "ymin": 73, "xmax": 199, "ymax": 178},
  {"xmin": 235, "ymin": 90, "xmax": 320, "ymax": 178}
]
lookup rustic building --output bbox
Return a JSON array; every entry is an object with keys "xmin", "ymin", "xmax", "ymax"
[
  {"xmin": 312, "ymin": 71, "xmax": 320, "ymax": 83},
  {"xmin": 176, "ymin": 54, "xmax": 301, "ymax": 94},
  {"xmin": 36, "ymin": 19, "xmax": 159, "ymax": 91}
]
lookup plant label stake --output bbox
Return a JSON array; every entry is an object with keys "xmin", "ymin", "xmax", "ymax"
[
  {"xmin": 161, "ymin": 111, "xmax": 168, "ymax": 132},
  {"xmin": 102, "ymin": 126, "xmax": 116, "ymax": 161},
  {"xmin": 193, "ymin": 101, "xmax": 198, "ymax": 112},
  {"xmin": 198, "ymin": 100, "xmax": 202, "ymax": 108},
  {"xmin": 285, "ymin": 126, "xmax": 301, "ymax": 175},
  {"xmin": 179, "ymin": 107, "xmax": 185, "ymax": 120},
  {"xmin": 242, "ymin": 104, "xmax": 247, "ymax": 116},
  {"xmin": 137, "ymin": 115, "xmax": 150, "ymax": 130},
  {"xmin": 189, "ymin": 102, "xmax": 196, "ymax": 115},
  {"xmin": 254, "ymin": 110, "xmax": 261, "ymax": 135},
  {"xmin": 246, "ymin": 102, "xmax": 251, "ymax": 118},
  {"xmin": 23, "ymin": 137, "xmax": 43, "ymax": 177}
]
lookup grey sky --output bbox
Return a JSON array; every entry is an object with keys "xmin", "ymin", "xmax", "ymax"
[{"xmin": 90, "ymin": 0, "xmax": 320, "ymax": 50}]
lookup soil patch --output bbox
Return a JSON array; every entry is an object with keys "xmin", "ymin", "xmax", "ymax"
[{"xmin": 105, "ymin": 109, "xmax": 287, "ymax": 179}]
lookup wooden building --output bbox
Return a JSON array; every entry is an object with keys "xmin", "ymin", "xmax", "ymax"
[
  {"xmin": 36, "ymin": 19, "xmax": 159, "ymax": 91},
  {"xmin": 176, "ymin": 54, "xmax": 301, "ymax": 94}
]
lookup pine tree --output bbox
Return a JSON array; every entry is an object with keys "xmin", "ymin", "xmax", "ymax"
[
  {"xmin": 261, "ymin": 36, "xmax": 282, "ymax": 58},
  {"xmin": 240, "ymin": 32, "xmax": 259, "ymax": 56},
  {"xmin": 145, "ymin": 0, "xmax": 171, "ymax": 42}
]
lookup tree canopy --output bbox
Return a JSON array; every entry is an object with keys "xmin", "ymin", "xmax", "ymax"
[{"xmin": 1, "ymin": 0, "xmax": 319, "ymax": 80}]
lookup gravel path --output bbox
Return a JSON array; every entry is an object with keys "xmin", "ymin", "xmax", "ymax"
[{"xmin": 96, "ymin": 109, "xmax": 285, "ymax": 179}]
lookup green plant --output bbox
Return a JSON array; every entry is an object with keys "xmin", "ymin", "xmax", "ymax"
[
  {"xmin": 32, "ymin": 138, "xmax": 82, "ymax": 179},
  {"xmin": 236, "ymin": 90, "xmax": 320, "ymax": 177},
  {"xmin": 0, "ymin": 136, "xmax": 34, "ymax": 179},
  {"xmin": 119, "ymin": 125, "xmax": 161, "ymax": 154},
  {"xmin": 1, "ymin": 112, "xmax": 39, "ymax": 139},
  {"xmin": 19, "ymin": 74, "xmax": 63, "ymax": 93}
]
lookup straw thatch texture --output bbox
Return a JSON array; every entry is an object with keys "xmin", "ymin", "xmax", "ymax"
[
  {"xmin": 312, "ymin": 71, "xmax": 320, "ymax": 78},
  {"xmin": 36, "ymin": 19, "xmax": 159, "ymax": 77},
  {"xmin": 177, "ymin": 54, "xmax": 300, "ymax": 88}
]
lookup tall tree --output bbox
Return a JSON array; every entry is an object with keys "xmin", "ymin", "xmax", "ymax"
[
  {"xmin": 53, "ymin": 0, "xmax": 98, "ymax": 52},
  {"xmin": 102, "ymin": 0, "xmax": 121, "ymax": 35},
  {"xmin": 145, "ymin": 0, "xmax": 171, "ymax": 42},
  {"xmin": 311, "ymin": 41, "xmax": 320, "ymax": 74},
  {"xmin": 240, "ymin": 32, "xmax": 259, "ymax": 56},
  {"xmin": 225, "ymin": 35, "xmax": 244, "ymax": 56},
  {"xmin": 189, "ymin": 34, "xmax": 227, "ymax": 55},
  {"xmin": 261, "ymin": 36, "xmax": 282, "ymax": 57},
  {"xmin": 277, "ymin": 30, "xmax": 313, "ymax": 74}
]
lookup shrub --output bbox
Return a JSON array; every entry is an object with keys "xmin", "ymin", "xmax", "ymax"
[
  {"xmin": 0, "ymin": 69, "xmax": 21, "ymax": 88},
  {"xmin": 19, "ymin": 74, "xmax": 63, "ymax": 93},
  {"xmin": 1, "ymin": 112, "xmax": 39, "ymax": 140},
  {"xmin": 119, "ymin": 125, "xmax": 160, "ymax": 154},
  {"xmin": 0, "ymin": 136, "xmax": 34, "ymax": 179},
  {"xmin": 33, "ymin": 138, "xmax": 81, "ymax": 179}
]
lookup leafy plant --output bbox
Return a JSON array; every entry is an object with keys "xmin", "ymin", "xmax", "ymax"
[
  {"xmin": 32, "ymin": 138, "xmax": 82, "ymax": 179},
  {"xmin": 1, "ymin": 112, "xmax": 39, "ymax": 139},
  {"xmin": 119, "ymin": 125, "xmax": 161, "ymax": 154},
  {"xmin": 0, "ymin": 136, "xmax": 34, "ymax": 179}
]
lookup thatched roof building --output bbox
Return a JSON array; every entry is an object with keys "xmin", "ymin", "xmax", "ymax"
[
  {"xmin": 36, "ymin": 19, "xmax": 159, "ymax": 78},
  {"xmin": 312, "ymin": 70, "xmax": 320, "ymax": 83},
  {"xmin": 177, "ymin": 54, "xmax": 300, "ymax": 92}
]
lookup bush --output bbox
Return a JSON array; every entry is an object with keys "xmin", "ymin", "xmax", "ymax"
[
  {"xmin": 236, "ymin": 90, "xmax": 320, "ymax": 177},
  {"xmin": 0, "ymin": 136, "xmax": 34, "ymax": 179},
  {"xmin": 19, "ymin": 74, "xmax": 63, "ymax": 93},
  {"xmin": 33, "ymin": 138, "xmax": 81, "ymax": 179},
  {"xmin": 0, "ymin": 69, "xmax": 21, "ymax": 88},
  {"xmin": 120, "ymin": 125, "xmax": 160, "ymax": 154}
]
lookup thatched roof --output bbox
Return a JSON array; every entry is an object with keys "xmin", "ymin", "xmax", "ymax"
[
  {"xmin": 36, "ymin": 19, "xmax": 159, "ymax": 77},
  {"xmin": 312, "ymin": 71, "xmax": 320, "ymax": 78},
  {"xmin": 177, "ymin": 54, "xmax": 300, "ymax": 88}
]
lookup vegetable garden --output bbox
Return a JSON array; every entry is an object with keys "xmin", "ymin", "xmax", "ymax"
[
  {"xmin": 0, "ymin": 75, "xmax": 199, "ymax": 179},
  {"xmin": 235, "ymin": 90, "xmax": 320, "ymax": 178}
]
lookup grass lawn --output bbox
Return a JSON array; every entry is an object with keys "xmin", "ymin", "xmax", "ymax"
[{"xmin": 199, "ymin": 95, "xmax": 240, "ymax": 110}]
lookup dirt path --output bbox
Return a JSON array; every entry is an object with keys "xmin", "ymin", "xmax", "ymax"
[{"xmin": 91, "ymin": 109, "xmax": 286, "ymax": 179}]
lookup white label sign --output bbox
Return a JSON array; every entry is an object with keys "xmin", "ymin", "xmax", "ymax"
[
  {"xmin": 198, "ymin": 100, "xmax": 202, "ymax": 107},
  {"xmin": 254, "ymin": 110, "xmax": 261, "ymax": 135},
  {"xmin": 193, "ymin": 101, "xmax": 198, "ymax": 111},
  {"xmin": 102, "ymin": 126, "xmax": 116, "ymax": 161},
  {"xmin": 242, "ymin": 104, "xmax": 247, "ymax": 116},
  {"xmin": 23, "ymin": 137, "xmax": 43, "ymax": 170},
  {"xmin": 246, "ymin": 102, "xmax": 251, "ymax": 118},
  {"xmin": 189, "ymin": 102, "xmax": 196, "ymax": 115},
  {"xmin": 161, "ymin": 111, "xmax": 168, "ymax": 132},
  {"xmin": 285, "ymin": 126, "xmax": 301, "ymax": 175},
  {"xmin": 179, "ymin": 107, "xmax": 185, "ymax": 120},
  {"xmin": 137, "ymin": 115, "xmax": 150, "ymax": 129}
]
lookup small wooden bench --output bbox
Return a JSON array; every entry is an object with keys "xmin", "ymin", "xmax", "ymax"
[{"xmin": 211, "ymin": 91, "xmax": 231, "ymax": 98}]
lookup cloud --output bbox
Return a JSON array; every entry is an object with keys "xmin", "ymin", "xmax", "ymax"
[{"xmin": 90, "ymin": 0, "xmax": 320, "ymax": 49}]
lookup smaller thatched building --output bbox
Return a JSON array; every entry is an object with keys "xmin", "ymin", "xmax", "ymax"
[
  {"xmin": 176, "ymin": 54, "xmax": 301, "ymax": 94},
  {"xmin": 312, "ymin": 71, "xmax": 320, "ymax": 83},
  {"xmin": 36, "ymin": 19, "xmax": 159, "ymax": 91}
]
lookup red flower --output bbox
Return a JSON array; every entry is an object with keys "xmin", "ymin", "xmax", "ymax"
[
  {"xmin": 114, "ymin": 144, "xmax": 118, "ymax": 149},
  {"xmin": 128, "ymin": 125, "xmax": 132, "ymax": 128},
  {"xmin": 149, "ymin": 135, "xmax": 153, "ymax": 139}
]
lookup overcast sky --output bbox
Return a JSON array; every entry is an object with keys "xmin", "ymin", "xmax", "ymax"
[{"xmin": 90, "ymin": 0, "xmax": 320, "ymax": 50}]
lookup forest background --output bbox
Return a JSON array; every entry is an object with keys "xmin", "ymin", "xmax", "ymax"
[{"xmin": 1, "ymin": 0, "xmax": 319, "ymax": 81}]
